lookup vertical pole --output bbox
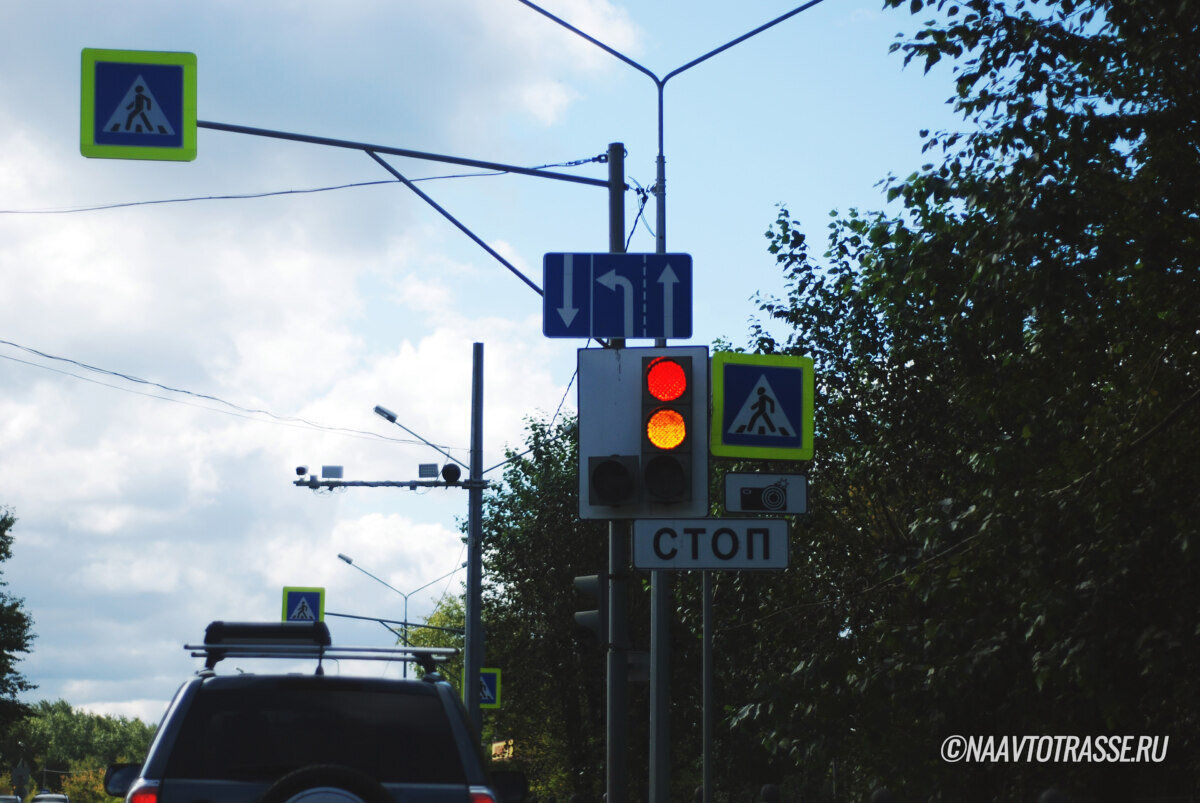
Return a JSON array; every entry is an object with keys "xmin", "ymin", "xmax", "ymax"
[
  {"xmin": 465, "ymin": 342, "xmax": 485, "ymax": 736},
  {"xmin": 702, "ymin": 572, "xmax": 714, "ymax": 803},
  {"xmin": 606, "ymin": 141, "xmax": 629, "ymax": 803},
  {"xmin": 649, "ymin": 84, "xmax": 672, "ymax": 803}
]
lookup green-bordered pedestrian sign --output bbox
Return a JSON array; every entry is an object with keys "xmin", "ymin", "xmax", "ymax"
[
  {"xmin": 81, "ymin": 48, "xmax": 197, "ymax": 161},
  {"xmin": 282, "ymin": 587, "xmax": 325, "ymax": 622},
  {"xmin": 479, "ymin": 668, "xmax": 502, "ymax": 709},
  {"xmin": 711, "ymin": 352, "xmax": 814, "ymax": 460}
]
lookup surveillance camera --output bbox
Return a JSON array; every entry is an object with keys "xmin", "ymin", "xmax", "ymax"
[{"xmin": 296, "ymin": 466, "xmax": 308, "ymax": 476}]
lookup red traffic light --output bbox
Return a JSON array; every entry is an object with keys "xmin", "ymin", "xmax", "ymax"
[{"xmin": 645, "ymin": 357, "xmax": 687, "ymax": 402}]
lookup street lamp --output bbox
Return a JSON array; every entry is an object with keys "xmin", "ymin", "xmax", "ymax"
[
  {"xmin": 338, "ymin": 553, "xmax": 467, "ymax": 677},
  {"xmin": 513, "ymin": 6, "xmax": 831, "ymax": 801}
]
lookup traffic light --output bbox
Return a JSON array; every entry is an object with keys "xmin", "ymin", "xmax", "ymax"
[
  {"xmin": 641, "ymin": 354, "xmax": 694, "ymax": 502},
  {"xmin": 577, "ymin": 346, "xmax": 708, "ymax": 519},
  {"xmin": 588, "ymin": 454, "xmax": 639, "ymax": 506},
  {"xmin": 573, "ymin": 574, "xmax": 607, "ymax": 646}
]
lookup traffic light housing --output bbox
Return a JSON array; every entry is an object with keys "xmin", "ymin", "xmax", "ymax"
[
  {"xmin": 641, "ymin": 354, "xmax": 694, "ymax": 502},
  {"xmin": 578, "ymin": 346, "xmax": 708, "ymax": 519},
  {"xmin": 573, "ymin": 574, "xmax": 608, "ymax": 646}
]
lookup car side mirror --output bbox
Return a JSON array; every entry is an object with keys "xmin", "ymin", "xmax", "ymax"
[
  {"xmin": 103, "ymin": 764, "xmax": 140, "ymax": 798},
  {"xmin": 490, "ymin": 769, "xmax": 528, "ymax": 803}
]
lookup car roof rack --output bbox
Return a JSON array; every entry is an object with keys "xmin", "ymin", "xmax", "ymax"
[{"xmin": 186, "ymin": 621, "xmax": 457, "ymax": 677}]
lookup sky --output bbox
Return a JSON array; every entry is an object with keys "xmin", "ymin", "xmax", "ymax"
[{"xmin": 0, "ymin": 0, "xmax": 961, "ymax": 724}]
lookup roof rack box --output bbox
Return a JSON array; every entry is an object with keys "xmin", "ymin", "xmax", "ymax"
[{"xmin": 204, "ymin": 620, "xmax": 332, "ymax": 647}]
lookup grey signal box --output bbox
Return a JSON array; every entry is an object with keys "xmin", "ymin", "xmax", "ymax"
[{"xmin": 577, "ymin": 346, "xmax": 709, "ymax": 520}]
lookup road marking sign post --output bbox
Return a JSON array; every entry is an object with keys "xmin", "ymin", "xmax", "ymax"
[
  {"xmin": 711, "ymin": 352, "xmax": 814, "ymax": 460},
  {"xmin": 543, "ymin": 253, "xmax": 692, "ymax": 339},
  {"xmin": 632, "ymin": 519, "xmax": 788, "ymax": 570},
  {"xmin": 724, "ymin": 472, "xmax": 808, "ymax": 515},
  {"xmin": 81, "ymin": 48, "xmax": 197, "ymax": 161},
  {"xmin": 282, "ymin": 587, "xmax": 325, "ymax": 622}
]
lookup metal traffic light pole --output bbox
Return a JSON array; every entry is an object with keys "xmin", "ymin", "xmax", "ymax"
[
  {"xmin": 606, "ymin": 142, "xmax": 631, "ymax": 803},
  {"xmin": 514, "ymin": 4, "xmax": 832, "ymax": 799}
]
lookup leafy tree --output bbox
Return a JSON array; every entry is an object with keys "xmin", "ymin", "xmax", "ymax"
[
  {"xmin": 728, "ymin": 0, "xmax": 1199, "ymax": 799},
  {"xmin": 1, "ymin": 700, "xmax": 154, "ymax": 796},
  {"xmin": 0, "ymin": 509, "xmax": 34, "ymax": 729},
  {"xmin": 61, "ymin": 765, "xmax": 106, "ymax": 803},
  {"xmin": 477, "ymin": 415, "xmax": 617, "ymax": 800},
  {"xmin": 409, "ymin": 593, "xmax": 465, "ymax": 694}
]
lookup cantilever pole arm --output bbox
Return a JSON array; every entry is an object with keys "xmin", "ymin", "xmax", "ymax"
[{"xmin": 197, "ymin": 120, "xmax": 609, "ymax": 188}]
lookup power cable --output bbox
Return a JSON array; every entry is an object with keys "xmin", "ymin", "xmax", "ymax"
[
  {"xmin": 0, "ymin": 338, "xmax": 458, "ymax": 450},
  {"xmin": 0, "ymin": 155, "xmax": 608, "ymax": 216}
]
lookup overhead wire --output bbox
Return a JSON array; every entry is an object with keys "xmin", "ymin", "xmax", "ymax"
[
  {"xmin": 0, "ymin": 155, "xmax": 608, "ymax": 216},
  {"xmin": 0, "ymin": 338, "xmax": 458, "ymax": 450}
]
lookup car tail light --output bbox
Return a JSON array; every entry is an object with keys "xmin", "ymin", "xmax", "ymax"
[
  {"xmin": 468, "ymin": 788, "xmax": 498, "ymax": 803},
  {"xmin": 128, "ymin": 781, "xmax": 159, "ymax": 803}
]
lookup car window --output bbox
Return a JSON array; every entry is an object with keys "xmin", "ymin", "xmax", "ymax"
[{"xmin": 163, "ymin": 677, "xmax": 467, "ymax": 785}]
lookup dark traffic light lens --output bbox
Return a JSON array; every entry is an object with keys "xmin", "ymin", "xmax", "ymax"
[
  {"xmin": 646, "ymin": 357, "xmax": 687, "ymax": 402},
  {"xmin": 643, "ymin": 455, "xmax": 687, "ymax": 501},
  {"xmin": 591, "ymin": 457, "xmax": 636, "ymax": 504}
]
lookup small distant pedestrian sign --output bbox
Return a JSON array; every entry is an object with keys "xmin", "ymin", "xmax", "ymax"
[
  {"xmin": 542, "ymin": 253, "xmax": 692, "ymax": 339},
  {"xmin": 81, "ymin": 48, "xmax": 197, "ymax": 161},
  {"xmin": 282, "ymin": 587, "xmax": 325, "ymax": 623},
  {"xmin": 478, "ymin": 668, "xmax": 502, "ymax": 709},
  {"xmin": 711, "ymin": 352, "xmax": 814, "ymax": 460}
]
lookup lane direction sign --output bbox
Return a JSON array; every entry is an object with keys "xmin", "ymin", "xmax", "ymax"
[
  {"xmin": 81, "ymin": 48, "xmax": 197, "ymax": 161},
  {"xmin": 711, "ymin": 352, "xmax": 814, "ymax": 460},
  {"xmin": 632, "ymin": 518, "xmax": 789, "ymax": 570},
  {"xmin": 543, "ymin": 253, "xmax": 692, "ymax": 339}
]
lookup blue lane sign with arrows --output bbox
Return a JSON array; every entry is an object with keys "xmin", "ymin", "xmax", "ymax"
[{"xmin": 543, "ymin": 253, "xmax": 692, "ymax": 339}]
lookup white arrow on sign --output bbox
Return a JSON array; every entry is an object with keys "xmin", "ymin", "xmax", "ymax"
[
  {"xmin": 596, "ymin": 269, "xmax": 635, "ymax": 338},
  {"xmin": 557, "ymin": 254, "xmax": 580, "ymax": 327},
  {"xmin": 658, "ymin": 263, "xmax": 678, "ymax": 337}
]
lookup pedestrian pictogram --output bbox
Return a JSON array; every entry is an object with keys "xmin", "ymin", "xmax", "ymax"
[
  {"xmin": 290, "ymin": 598, "xmax": 315, "ymax": 620},
  {"xmin": 281, "ymin": 587, "xmax": 325, "ymax": 623},
  {"xmin": 103, "ymin": 78, "xmax": 175, "ymax": 135},
  {"xmin": 711, "ymin": 352, "xmax": 814, "ymax": 460},
  {"xmin": 81, "ymin": 48, "xmax": 197, "ymax": 161},
  {"xmin": 727, "ymin": 376, "xmax": 796, "ymax": 438}
]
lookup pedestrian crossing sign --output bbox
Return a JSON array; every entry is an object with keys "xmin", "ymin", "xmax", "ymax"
[
  {"xmin": 282, "ymin": 587, "xmax": 325, "ymax": 623},
  {"xmin": 711, "ymin": 352, "xmax": 814, "ymax": 460},
  {"xmin": 478, "ymin": 668, "xmax": 502, "ymax": 709},
  {"xmin": 81, "ymin": 48, "xmax": 197, "ymax": 161}
]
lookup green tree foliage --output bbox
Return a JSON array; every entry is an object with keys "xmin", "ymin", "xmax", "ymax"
[
  {"xmin": 0, "ymin": 699, "xmax": 155, "ymax": 795},
  {"xmin": 477, "ymin": 415, "xmax": 615, "ymax": 800},
  {"xmin": 61, "ymin": 766, "xmax": 106, "ymax": 803},
  {"xmin": 409, "ymin": 593, "xmax": 465, "ymax": 694},
  {"xmin": 0, "ymin": 509, "xmax": 34, "ymax": 728},
  {"xmin": 730, "ymin": 0, "xmax": 1199, "ymax": 798}
]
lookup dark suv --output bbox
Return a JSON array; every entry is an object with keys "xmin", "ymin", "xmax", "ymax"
[{"xmin": 106, "ymin": 621, "xmax": 524, "ymax": 803}]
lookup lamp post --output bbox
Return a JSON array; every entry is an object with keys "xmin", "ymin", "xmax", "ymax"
[
  {"xmin": 338, "ymin": 553, "xmax": 467, "ymax": 677},
  {"xmin": 514, "ymin": 5, "xmax": 830, "ymax": 801}
]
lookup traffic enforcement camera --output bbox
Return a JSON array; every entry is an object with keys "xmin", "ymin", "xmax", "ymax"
[{"xmin": 578, "ymin": 346, "xmax": 709, "ymax": 519}]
